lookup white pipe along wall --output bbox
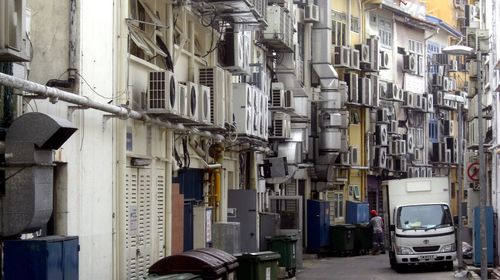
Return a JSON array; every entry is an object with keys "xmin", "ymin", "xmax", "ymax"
[{"xmin": 0, "ymin": 72, "xmax": 223, "ymax": 141}]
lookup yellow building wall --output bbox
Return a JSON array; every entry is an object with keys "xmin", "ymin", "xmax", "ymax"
[{"xmin": 426, "ymin": 0, "xmax": 460, "ymax": 29}]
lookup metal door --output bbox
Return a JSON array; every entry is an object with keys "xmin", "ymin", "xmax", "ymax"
[
  {"xmin": 228, "ymin": 189, "xmax": 258, "ymax": 253},
  {"xmin": 122, "ymin": 167, "xmax": 165, "ymax": 280}
]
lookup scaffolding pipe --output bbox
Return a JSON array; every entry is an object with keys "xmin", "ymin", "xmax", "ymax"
[{"xmin": 0, "ymin": 72, "xmax": 224, "ymax": 140}]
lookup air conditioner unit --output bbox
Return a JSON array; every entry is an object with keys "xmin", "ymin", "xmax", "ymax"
[
  {"xmin": 339, "ymin": 152, "xmax": 350, "ymax": 166},
  {"xmin": 147, "ymin": 71, "xmax": 179, "ymax": 116},
  {"xmin": 406, "ymin": 129, "xmax": 415, "ymax": 154},
  {"xmin": 376, "ymin": 108, "xmax": 389, "ymax": 123},
  {"xmin": 450, "ymin": 60, "xmax": 459, "ymax": 72},
  {"xmin": 461, "ymin": 91, "xmax": 469, "ymax": 110},
  {"xmin": 304, "ymin": 3, "xmax": 319, "ymax": 23},
  {"xmin": 224, "ymin": 71, "xmax": 233, "ymax": 126},
  {"xmin": 345, "ymin": 73, "xmax": 359, "ymax": 103},
  {"xmin": 432, "ymin": 74, "xmax": 443, "ymax": 87},
  {"xmin": 0, "ymin": 0, "xmax": 28, "ymax": 62},
  {"xmin": 374, "ymin": 147, "xmax": 387, "ymax": 169},
  {"xmin": 442, "ymin": 120, "xmax": 454, "ymax": 136},
  {"xmin": 233, "ymin": 83, "xmax": 253, "ymax": 135},
  {"xmin": 379, "ymin": 51, "xmax": 389, "ymax": 69},
  {"xmin": 379, "ymin": 83, "xmax": 387, "ymax": 99},
  {"xmin": 270, "ymin": 82, "xmax": 293, "ymax": 110},
  {"xmin": 354, "ymin": 44, "xmax": 370, "ymax": 65},
  {"xmin": 403, "ymin": 54, "xmax": 417, "ymax": 73},
  {"xmin": 358, "ymin": 77, "xmax": 372, "ymax": 106},
  {"xmin": 370, "ymin": 75, "xmax": 380, "ymax": 107},
  {"xmin": 415, "ymin": 93, "xmax": 423, "ymax": 110},
  {"xmin": 320, "ymin": 111, "xmax": 349, "ymax": 128},
  {"xmin": 224, "ymin": 31, "xmax": 251, "ymax": 75},
  {"xmin": 389, "ymin": 140, "xmax": 399, "ymax": 155},
  {"xmin": 178, "ymin": 83, "xmax": 188, "ymax": 119},
  {"xmin": 414, "ymin": 148, "xmax": 422, "ymax": 162},
  {"xmin": 465, "ymin": 5, "xmax": 480, "ymax": 28},
  {"xmin": 199, "ymin": 67, "xmax": 226, "ymax": 128},
  {"xmin": 387, "ymin": 157, "xmax": 395, "ymax": 171},
  {"xmin": 389, "ymin": 120, "xmax": 398, "ymax": 134},
  {"xmin": 264, "ymin": 6, "xmax": 293, "ymax": 50},
  {"xmin": 399, "ymin": 139, "xmax": 407, "ymax": 155},
  {"xmin": 333, "ymin": 46, "xmax": 351, "ymax": 68},
  {"xmin": 350, "ymin": 49, "xmax": 360, "ymax": 70},
  {"xmin": 445, "ymin": 149, "xmax": 452, "ymax": 163},
  {"xmin": 186, "ymin": 82, "xmax": 200, "ymax": 122},
  {"xmin": 427, "ymin": 94, "xmax": 434, "ymax": 112},
  {"xmin": 367, "ymin": 35, "xmax": 380, "ymax": 71},
  {"xmin": 434, "ymin": 91, "xmax": 444, "ymax": 106},
  {"xmin": 375, "ymin": 124, "xmax": 388, "ymax": 146},
  {"xmin": 198, "ymin": 85, "xmax": 211, "ymax": 124},
  {"xmin": 421, "ymin": 95, "xmax": 428, "ymax": 112},
  {"xmin": 417, "ymin": 55, "xmax": 424, "ymax": 76},
  {"xmin": 468, "ymin": 60, "xmax": 478, "ymax": 77},
  {"xmin": 426, "ymin": 167, "xmax": 433, "ymax": 177},
  {"xmin": 350, "ymin": 147, "xmax": 360, "ymax": 166},
  {"xmin": 394, "ymin": 158, "xmax": 407, "ymax": 172},
  {"xmin": 271, "ymin": 112, "xmax": 291, "ymax": 139},
  {"xmin": 403, "ymin": 91, "xmax": 414, "ymax": 108},
  {"xmin": 386, "ymin": 83, "xmax": 403, "ymax": 101},
  {"xmin": 253, "ymin": 87, "xmax": 261, "ymax": 133},
  {"xmin": 442, "ymin": 77, "xmax": 451, "ymax": 91}
]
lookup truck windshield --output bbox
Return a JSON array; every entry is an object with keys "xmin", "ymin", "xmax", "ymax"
[{"xmin": 397, "ymin": 204, "xmax": 453, "ymax": 230}]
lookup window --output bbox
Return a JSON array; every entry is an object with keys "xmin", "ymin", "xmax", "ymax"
[
  {"xmin": 128, "ymin": 0, "xmax": 168, "ymax": 67},
  {"xmin": 333, "ymin": 191, "xmax": 344, "ymax": 219},
  {"xmin": 351, "ymin": 16, "xmax": 360, "ymax": 33},
  {"xmin": 378, "ymin": 17, "xmax": 393, "ymax": 49},
  {"xmin": 332, "ymin": 10, "xmax": 347, "ymax": 46},
  {"xmin": 429, "ymin": 119, "xmax": 438, "ymax": 143},
  {"xmin": 408, "ymin": 39, "xmax": 424, "ymax": 76},
  {"xmin": 408, "ymin": 39, "xmax": 424, "ymax": 55}
]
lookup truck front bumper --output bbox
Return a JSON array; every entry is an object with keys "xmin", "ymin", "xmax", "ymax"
[{"xmin": 396, "ymin": 252, "xmax": 456, "ymax": 264}]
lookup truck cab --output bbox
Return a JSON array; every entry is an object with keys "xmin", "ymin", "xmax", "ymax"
[{"xmin": 382, "ymin": 177, "xmax": 456, "ymax": 271}]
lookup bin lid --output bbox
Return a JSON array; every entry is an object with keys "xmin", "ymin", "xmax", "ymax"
[
  {"xmin": 145, "ymin": 273, "xmax": 201, "ymax": 280},
  {"xmin": 149, "ymin": 251, "xmax": 227, "ymax": 279},
  {"xmin": 266, "ymin": 235, "xmax": 298, "ymax": 242},
  {"xmin": 236, "ymin": 251, "xmax": 281, "ymax": 261},
  {"xmin": 330, "ymin": 224, "xmax": 356, "ymax": 229},
  {"xmin": 194, "ymin": 248, "xmax": 239, "ymax": 271}
]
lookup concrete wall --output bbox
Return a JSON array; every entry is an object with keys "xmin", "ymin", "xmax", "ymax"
[{"xmin": 27, "ymin": 0, "xmax": 115, "ymax": 279}]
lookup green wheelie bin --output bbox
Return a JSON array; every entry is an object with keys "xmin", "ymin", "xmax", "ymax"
[
  {"xmin": 354, "ymin": 223, "xmax": 373, "ymax": 255},
  {"xmin": 329, "ymin": 224, "xmax": 356, "ymax": 256},
  {"xmin": 235, "ymin": 251, "xmax": 280, "ymax": 280},
  {"xmin": 266, "ymin": 235, "xmax": 298, "ymax": 277}
]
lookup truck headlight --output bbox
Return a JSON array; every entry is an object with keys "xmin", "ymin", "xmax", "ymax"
[
  {"xmin": 440, "ymin": 243, "xmax": 456, "ymax": 252},
  {"xmin": 396, "ymin": 246, "xmax": 413, "ymax": 255}
]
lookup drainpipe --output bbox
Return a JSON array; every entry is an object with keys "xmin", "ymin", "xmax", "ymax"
[{"xmin": 46, "ymin": 0, "xmax": 77, "ymax": 88}]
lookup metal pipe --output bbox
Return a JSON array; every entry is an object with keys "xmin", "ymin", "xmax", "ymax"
[
  {"xmin": 477, "ymin": 51, "xmax": 488, "ymax": 280},
  {"xmin": 214, "ymin": 167, "xmax": 221, "ymax": 221},
  {"xmin": 0, "ymin": 72, "xmax": 224, "ymax": 140},
  {"xmin": 457, "ymin": 103, "xmax": 464, "ymax": 271}
]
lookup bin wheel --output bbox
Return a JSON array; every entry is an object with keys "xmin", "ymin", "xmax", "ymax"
[{"xmin": 287, "ymin": 268, "xmax": 296, "ymax": 278}]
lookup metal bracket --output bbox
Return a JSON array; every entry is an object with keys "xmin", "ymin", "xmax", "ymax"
[
  {"xmin": 67, "ymin": 105, "xmax": 88, "ymax": 121},
  {"xmin": 102, "ymin": 114, "xmax": 118, "ymax": 131}
]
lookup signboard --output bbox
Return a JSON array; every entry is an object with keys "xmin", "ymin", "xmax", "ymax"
[{"xmin": 467, "ymin": 162, "xmax": 480, "ymax": 182}]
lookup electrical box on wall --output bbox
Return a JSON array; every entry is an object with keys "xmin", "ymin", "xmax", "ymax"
[{"xmin": 0, "ymin": 0, "xmax": 28, "ymax": 62}]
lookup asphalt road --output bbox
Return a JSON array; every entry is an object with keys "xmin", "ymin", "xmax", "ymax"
[{"xmin": 296, "ymin": 254, "xmax": 462, "ymax": 280}]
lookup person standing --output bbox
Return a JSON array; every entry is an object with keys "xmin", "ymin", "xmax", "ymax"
[{"xmin": 370, "ymin": 210, "xmax": 385, "ymax": 254}]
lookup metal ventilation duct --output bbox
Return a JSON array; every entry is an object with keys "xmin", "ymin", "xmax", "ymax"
[
  {"xmin": 1, "ymin": 113, "xmax": 77, "ymax": 236},
  {"xmin": 311, "ymin": 0, "xmax": 338, "ymax": 89}
]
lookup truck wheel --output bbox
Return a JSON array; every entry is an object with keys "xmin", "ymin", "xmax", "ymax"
[
  {"xmin": 394, "ymin": 263, "xmax": 406, "ymax": 273},
  {"xmin": 443, "ymin": 261, "xmax": 454, "ymax": 271}
]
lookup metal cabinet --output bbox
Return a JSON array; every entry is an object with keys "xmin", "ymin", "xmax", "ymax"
[
  {"xmin": 307, "ymin": 200, "xmax": 330, "ymax": 252},
  {"xmin": 228, "ymin": 189, "xmax": 258, "ymax": 253}
]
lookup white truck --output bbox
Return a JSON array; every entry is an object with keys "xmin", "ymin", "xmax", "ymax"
[{"xmin": 382, "ymin": 177, "xmax": 456, "ymax": 271}]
